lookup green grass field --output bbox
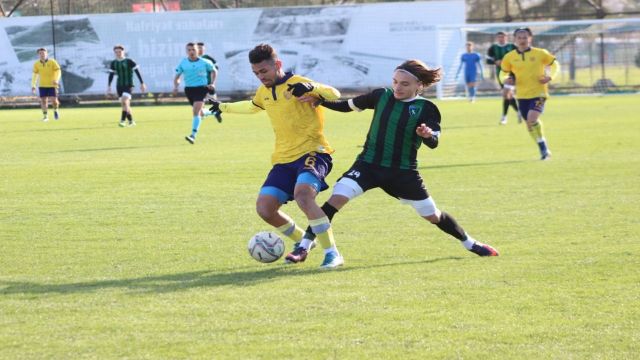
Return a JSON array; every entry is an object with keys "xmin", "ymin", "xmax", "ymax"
[{"xmin": 1, "ymin": 95, "xmax": 639, "ymax": 359}]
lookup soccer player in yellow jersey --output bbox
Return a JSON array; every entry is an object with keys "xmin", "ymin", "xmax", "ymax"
[
  {"xmin": 31, "ymin": 48, "xmax": 61, "ymax": 122},
  {"xmin": 500, "ymin": 28, "xmax": 560, "ymax": 160},
  {"xmin": 207, "ymin": 44, "xmax": 344, "ymax": 268}
]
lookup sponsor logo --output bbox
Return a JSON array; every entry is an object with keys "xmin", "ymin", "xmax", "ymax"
[{"xmin": 409, "ymin": 105, "xmax": 421, "ymax": 117}]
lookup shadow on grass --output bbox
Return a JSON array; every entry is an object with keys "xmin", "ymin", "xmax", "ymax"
[
  {"xmin": 54, "ymin": 144, "xmax": 181, "ymax": 153},
  {"xmin": 0, "ymin": 256, "xmax": 464, "ymax": 296},
  {"xmin": 7, "ymin": 126, "xmax": 113, "ymax": 133},
  {"xmin": 419, "ymin": 159, "xmax": 532, "ymax": 170},
  {"xmin": 442, "ymin": 124, "xmax": 500, "ymax": 130}
]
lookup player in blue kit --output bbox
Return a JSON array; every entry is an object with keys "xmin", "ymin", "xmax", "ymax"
[
  {"xmin": 456, "ymin": 42, "xmax": 484, "ymax": 102},
  {"xmin": 173, "ymin": 42, "xmax": 216, "ymax": 144}
]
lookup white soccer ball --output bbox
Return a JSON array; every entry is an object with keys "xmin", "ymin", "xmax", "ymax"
[{"xmin": 248, "ymin": 231, "xmax": 285, "ymax": 263}]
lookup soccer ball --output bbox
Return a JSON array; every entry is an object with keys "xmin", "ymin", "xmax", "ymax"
[{"xmin": 248, "ymin": 231, "xmax": 285, "ymax": 263}]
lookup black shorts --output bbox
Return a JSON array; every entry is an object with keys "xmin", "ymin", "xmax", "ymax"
[
  {"xmin": 116, "ymin": 85, "xmax": 134, "ymax": 97},
  {"xmin": 184, "ymin": 86, "xmax": 209, "ymax": 105},
  {"xmin": 340, "ymin": 160, "xmax": 429, "ymax": 201}
]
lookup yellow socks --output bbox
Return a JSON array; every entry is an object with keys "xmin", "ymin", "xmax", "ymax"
[
  {"xmin": 276, "ymin": 216, "xmax": 304, "ymax": 242},
  {"xmin": 308, "ymin": 216, "xmax": 334, "ymax": 249},
  {"xmin": 529, "ymin": 120, "xmax": 545, "ymax": 141}
]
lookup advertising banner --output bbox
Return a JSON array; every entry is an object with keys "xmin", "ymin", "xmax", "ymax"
[{"xmin": 0, "ymin": 1, "xmax": 464, "ymax": 96}]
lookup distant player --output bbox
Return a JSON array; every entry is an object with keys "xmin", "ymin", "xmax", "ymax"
[
  {"xmin": 487, "ymin": 31, "xmax": 521, "ymax": 125},
  {"xmin": 290, "ymin": 59, "xmax": 499, "ymax": 262},
  {"xmin": 207, "ymin": 43, "xmax": 345, "ymax": 268},
  {"xmin": 501, "ymin": 28, "xmax": 560, "ymax": 160},
  {"xmin": 196, "ymin": 42, "xmax": 222, "ymax": 123},
  {"xmin": 173, "ymin": 42, "xmax": 216, "ymax": 144},
  {"xmin": 455, "ymin": 42, "xmax": 483, "ymax": 102},
  {"xmin": 31, "ymin": 48, "xmax": 61, "ymax": 122},
  {"xmin": 107, "ymin": 45, "xmax": 146, "ymax": 127}
]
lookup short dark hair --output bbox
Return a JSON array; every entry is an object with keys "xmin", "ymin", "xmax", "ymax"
[
  {"xmin": 496, "ymin": 31, "xmax": 506, "ymax": 36},
  {"xmin": 113, "ymin": 44, "xmax": 124, "ymax": 51},
  {"xmin": 186, "ymin": 42, "xmax": 196, "ymax": 48},
  {"xmin": 36, "ymin": 48, "xmax": 47, "ymax": 53},
  {"xmin": 249, "ymin": 43, "xmax": 277, "ymax": 64},
  {"xmin": 513, "ymin": 27, "xmax": 533, "ymax": 36},
  {"xmin": 196, "ymin": 42, "xmax": 205, "ymax": 46}
]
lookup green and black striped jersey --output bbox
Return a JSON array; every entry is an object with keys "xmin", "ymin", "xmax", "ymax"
[
  {"xmin": 109, "ymin": 58, "xmax": 139, "ymax": 87},
  {"xmin": 347, "ymin": 88, "xmax": 441, "ymax": 170},
  {"xmin": 487, "ymin": 43, "xmax": 517, "ymax": 69},
  {"xmin": 201, "ymin": 54, "xmax": 218, "ymax": 85}
]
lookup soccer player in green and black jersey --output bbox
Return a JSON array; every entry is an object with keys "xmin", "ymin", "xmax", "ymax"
[
  {"xmin": 285, "ymin": 59, "xmax": 499, "ymax": 263},
  {"xmin": 487, "ymin": 31, "xmax": 521, "ymax": 125},
  {"xmin": 107, "ymin": 45, "xmax": 146, "ymax": 127},
  {"xmin": 196, "ymin": 42, "xmax": 222, "ymax": 122}
]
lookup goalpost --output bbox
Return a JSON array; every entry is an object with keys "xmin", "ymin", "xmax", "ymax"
[{"xmin": 433, "ymin": 18, "xmax": 640, "ymax": 99}]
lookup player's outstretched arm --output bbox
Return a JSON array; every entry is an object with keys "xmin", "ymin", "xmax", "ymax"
[
  {"xmin": 320, "ymin": 99, "xmax": 352, "ymax": 112},
  {"xmin": 321, "ymin": 88, "xmax": 380, "ymax": 112},
  {"xmin": 308, "ymin": 82, "xmax": 340, "ymax": 100},
  {"xmin": 215, "ymin": 100, "xmax": 263, "ymax": 115}
]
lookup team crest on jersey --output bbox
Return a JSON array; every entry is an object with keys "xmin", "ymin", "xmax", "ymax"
[
  {"xmin": 409, "ymin": 105, "xmax": 421, "ymax": 117},
  {"xmin": 530, "ymin": 57, "xmax": 536, "ymax": 61}
]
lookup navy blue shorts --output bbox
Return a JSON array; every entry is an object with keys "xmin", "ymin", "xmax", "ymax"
[
  {"xmin": 518, "ymin": 97, "xmax": 546, "ymax": 119},
  {"xmin": 259, "ymin": 152, "xmax": 333, "ymax": 204},
  {"xmin": 39, "ymin": 87, "xmax": 57, "ymax": 98}
]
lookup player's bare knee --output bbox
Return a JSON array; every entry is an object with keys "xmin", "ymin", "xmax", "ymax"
[
  {"xmin": 424, "ymin": 213, "xmax": 440, "ymax": 224},
  {"xmin": 327, "ymin": 195, "xmax": 349, "ymax": 210},
  {"xmin": 255, "ymin": 200, "xmax": 276, "ymax": 221},
  {"xmin": 293, "ymin": 188, "xmax": 316, "ymax": 211}
]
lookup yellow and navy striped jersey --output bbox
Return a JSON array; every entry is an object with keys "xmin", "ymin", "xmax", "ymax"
[
  {"xmin": 500, "ymin": 47, "xmax": 557, "ymax": 99},
  {"xmin": 31, "ymin": 58, "xmax": 61, "ymax": 88},
  {"xmin": 247, "ymin": 73, "xmax": 340, "ymax": 164}
]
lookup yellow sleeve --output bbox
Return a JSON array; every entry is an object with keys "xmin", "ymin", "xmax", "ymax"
[
  {"xmin": 251, "ymin": 89, "xmax": 264, "ymax": 109},
  {"xmin": 51, "ymin": 59, "xmax": 62, "ymax": 81},
  {"xmin": 499, "ymin": 56, "xmax": 512, "ymax": 82},
  {"xmin": 548, "ymin": 60, "xmax": 560, "ymax": 80},
  {"xmin": 500, "ymin": 55, "xmax": 512, "ymax": 72},
  {"xmin": 310, "ymin": 82, "xmax": 340, "ymax": 100},
  {"xmin": 32, "ymin": 63, "xmax": 39, "ymax": 87},
  {"xmin": 219, "ymin": 100, "xmax": 263, "ymax": 114}
]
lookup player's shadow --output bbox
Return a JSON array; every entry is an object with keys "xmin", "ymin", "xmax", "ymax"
[
  {"xmin": 442, "ymin": 124, "xmax": 501, "ymax": 130},
  {"xmin": 54, "ymin": 144, "xmax": 179, "ymax": 153},
  {"xmin": 419, "ymin": 159, "xmax": 531, "ymax": 170},
  {"xmin": 6, "ymin": 126, "xmax": 114, "ymax": 133},
  {"xmin": 0, "ymin": 256, "xmax": 464, "ymax": 297}
]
